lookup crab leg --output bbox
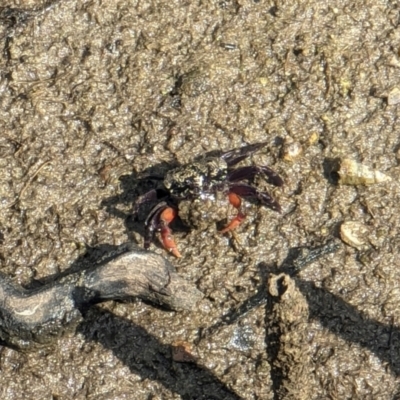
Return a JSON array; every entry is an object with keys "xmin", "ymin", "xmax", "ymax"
[
  {"xmin": 220, "ymin": 182, "xmax": 281, "ymax": 233},
  {"xmin": 221, "ymin": 141, "xmax": 268, "ymax": 166},
  {"xmin": 133, "ymin": 188, "xmax": 165, "ymax": 217},
  {"xmin": 219, "ymin": 192, "xmax": 246, "ymax": 233},
  {"xmin": 227, "ymin": 165, "xmax": 284, "ymax": 187},
  {"xmin": 229, "ymin": 183, "xmax": 281, "ymax": 212},
  {"xmin": 144, "ymin": 203, "xmax": 163, "ymax": 249},
  {"xmin": 144, "ymin": 202, "xmax": 181, "ymax": 258}
]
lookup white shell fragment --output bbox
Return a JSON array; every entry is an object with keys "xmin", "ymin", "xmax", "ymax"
[
  {"xmin": 340, "ymin": 221, "xmax": 369, "ymax": 250},
  {"xmin": 338, "ymin": 159, "xmax": 392, "ymax": 186},
  {"xmin": 388, "ymin": 87, "xmax": 400, "ymax": 105},
  {"xmin": 281, "ymin": 141, "xmax": 303, "ymax": 162}
]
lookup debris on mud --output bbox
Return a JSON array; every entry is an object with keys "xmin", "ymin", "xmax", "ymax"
[
  {"xmin": 171, "ymin": 340, "xmax": 198, "ymax": 363},
  {"xmin": 387, "ymin": 87, "xmax": 400, "ymax": 105},
  {"xmin": 266, "ymin": 273, "xmax": 316, "ymax": 399},
  {"xmin": 340, "ymin": 221, "xmax": 370, "ymax": 250},
  {"xmin": 280, "ymin": 140, "xmax": 303, "ymax": 162},
  {"xmin": 0, "ymin": 245, "xmax": 202, "ymax": 350},
  {"xmin": 337, "ymin": 158, "xmax": 392, "ymax": 186}
]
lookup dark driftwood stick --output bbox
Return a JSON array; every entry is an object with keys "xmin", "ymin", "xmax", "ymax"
[{"xmin": 0, "ymin": 245, "xmax": 203, "ymax": 350}]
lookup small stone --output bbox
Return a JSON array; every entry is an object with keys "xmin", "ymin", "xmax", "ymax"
[
  {"xmin": 388, "ymin": 56, "xmax": 400, "ymax": 68},
  {"xmin": 171, "ymin": 340, "xmax": 198, "ymax": 363},
  {"xmin": 388, "ymin": 87, "xmax": 400, "ymax": 105},
  {"xmin": 340, "ymin": 221, "xmax": 369, "ymax": 250},
  {"xmin": 308, "ymin": 132, "xmax": 319, "ymax": 145},
  {"xmin": 281, "ymin": 141, "xmax": 303, "ymax": 162},
  {"xmin": 228, "ymin": 326, "xmax": 255, "ymax": 352}
]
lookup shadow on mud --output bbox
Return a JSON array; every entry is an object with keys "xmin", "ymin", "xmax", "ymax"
[
  {"xmin": 66, "ymin": 241, "xmax": 400, "ymax": 399},
  {"xmin": 297, "ymin": 280, "xmax": 400, "ymax": 374},
  {"xmin": 101, "ymin": 160, "xmax": 185, "ymax": 250},
  {"xmin": 22, "ymin": 242, "xmax": 243, "ymax": 399},
  {"xmin": 77, "ymin": 307, "xmax": 243, "ymax": 400},
  {"xmin": 2, "ymin": 241, "xmax": 399, "ymax": 397},
  {"xmin": 199, "ymin": 240, "xmax": 400, "ymax": 398}
]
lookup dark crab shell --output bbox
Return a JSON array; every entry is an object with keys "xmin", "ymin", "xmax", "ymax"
[
  {"xmin": 163, "ymin": 157, "xmax": 228, "ymax": 199},
  {"xmin": 133, "ymin": 141, "xmax": 284, "ymax": 256}
]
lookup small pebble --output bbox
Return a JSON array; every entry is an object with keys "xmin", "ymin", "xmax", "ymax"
[
  {"xmin": 171, "ymin": 340, "xmax": 198, "ymax": 363},
  {"xmin": 388, "ymin": 87, "xmax": 400, "ymax": 105},
  {"xmin": 340, "ymin": 221, "xmax": 369, "ymax": 250},
  {"xmin": 281, "ymin": 141, "xmax": 303, "ymax": 162},
  {"xmin": 308, "ymin": 132, "xmax": 319, "ymax": 145}
]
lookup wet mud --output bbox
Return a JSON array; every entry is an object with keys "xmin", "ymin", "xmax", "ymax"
[{"xmin": 1, "ymin": 0, "xmax": 400, "ymax": 399}]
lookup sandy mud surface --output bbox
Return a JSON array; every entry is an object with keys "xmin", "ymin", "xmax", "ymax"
[{"xmin": 1, "ymin": 0, "xmax": 400, "ymax": 399}]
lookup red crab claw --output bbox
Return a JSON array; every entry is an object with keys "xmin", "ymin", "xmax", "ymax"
[
  {"xmin": 159, "ymin": 207, "xmax": 182, "ymax": 258},
  {"xmin": 145, "ymin": 202, "xmax": 182, "ymax": 258},
  {"xmin": 219, "ymin": 192, "xmax": 246, "ymax": 233},
  {"xmin": 220, "ymin": 182, "xmax": 281, "ymax": 233}
]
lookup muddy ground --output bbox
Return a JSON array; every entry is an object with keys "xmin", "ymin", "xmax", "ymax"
[{"xmin": 1, "ymin": 0, "xmax": 400, "ymax": 399}]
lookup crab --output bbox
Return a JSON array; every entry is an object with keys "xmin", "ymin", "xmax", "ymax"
[{"xmin": 133, "ymin": 142, "xmax": 284, "ymax": 257}]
